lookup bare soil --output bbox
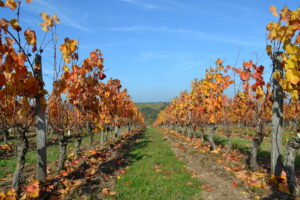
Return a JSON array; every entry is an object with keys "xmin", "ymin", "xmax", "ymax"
[{"xmin": 163, "ymin": 132, "xmax": 274, "ymax": 200}]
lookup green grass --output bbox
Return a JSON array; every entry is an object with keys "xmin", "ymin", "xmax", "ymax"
[
  {"xmin": 0, "ymin": 133, "xmax": 105, "ymax": 178},
  {"xmin": 110, "ymin": 128, "xmax": 202, "ymax": 200},
  {"xmin": 211, "ymin": 133, "xmax": 300, "ymax": 169}
]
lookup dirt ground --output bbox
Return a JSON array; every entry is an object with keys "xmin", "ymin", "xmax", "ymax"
[{"xmin": 163, "ymin": 132, "xmax": 275, "ymax": 200}]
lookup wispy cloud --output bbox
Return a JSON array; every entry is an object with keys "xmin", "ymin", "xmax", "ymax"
[
  {"xmin": 120, "ymin": 0, "xmax": 162, "ymax": 10},
  {"xmin": 139, "ymin": 52, "xmax": 174, "ymax": 61},
  {"xmin": 24, "ymin": 0, "xmax": 92, "ymax": 33},
  {"xmin": 107, "ymin": 26, "xmax": 263, "ymax": 47}
]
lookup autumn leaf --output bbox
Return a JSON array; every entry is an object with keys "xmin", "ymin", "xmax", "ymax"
[
  {"xmin": 26, "ymin": 0, "xmax": 32, "ymax": 3},
  {"xmin": 5, "ymin": 37, "xmax": 14, "ymax": 46},
  {"xmin": 24, "ymin": 76, "xmax": 39, "ymax": 95},
  {"xmin": 272, "ymin": 71, "xmax": 281, "ymax": 81},
  {"xmin": 286, "ymin": 69, "xmax": 300, "ymax": 85},
  {"xmin": 118, "ymin": 169, "xmax": 126, "ymax": 174},
  {"xmin": 0, "ymin": 144, "xmax": 12, "ymax": 151},
  {"xmin": 255, "ymin": 85, "xmax": 264, "ymax": 99},
  {"xmin": 52, "ymin": 14, "xmax": 60, "ymax": 24},
  {"xmin": 295, "ymin": 35, "xmax": 300, "ymax": 44},
  {"xmin": 266, "ymin": 45, "xmax": 272, "ymax": 55},
  {"xmin": 25, "ymin": 180, "xmax": 40, "ymax": 198},
  {"xmin": 6, "ymin": 0, "xmax": 17, "ymax": 10},
  {"xmin": 0, "ymin": 192, "xmax": 6, "ymax": 199},
  {"xmin": 101, "ymin": 188, "xmax": 110, "ymax": 196},
  {"xmin": 215, "ymin": 58, "xmax": 223, "ymax": 65},
  {"xmin": 0, "ymin": 1, "xmax": 4, "ymax": 7},
  {"xmin": 269, "ymin": 5, "xmax": 279, "ymax": 17},
  {"xmin": 10, "ymin": 19, "xmax": 21, "ymax": 31},
  {"xmin": 239, "ymin": 71, "xmax": 250, "ymax": 81},
  {"xmin": 99, "ymin": 72, "xmax": 106, "ymax": 80},
  {"xmin": 206, "ymin": 187, "xmax": 213, "ymax": 192},
  {"xmin": 63, "ymin": 65, "xmax": 69, "ymax": 72},
  {"xmin": 24, "ymin": 29, "xmax": 37, "ymax": 52},
  {"xmin": 243, "ymin": 60, "xmax": 253, "ymax": 68},
  {"xmin": 60, "ymin": 38, "xmax": 78, "ymax": 63},
  {"xmin": 40, "ymin": 12, "xmax": 59, "ymax": 31},
  {"xmin": 0, "ymin": 19, "xmax": 9, "ymax": 32},
  {"xmin": 284, "ymin": 44, "xmax": 297, "ymax": 55},
  {"xmin": 61, "ymin": 170, "xmax": 68, "ymax": 176},
  {"xmin": 231, "ymin": 181, "xmax": 238, "ymax": 188}
]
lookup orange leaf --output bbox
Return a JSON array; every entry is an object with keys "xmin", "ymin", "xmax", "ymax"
[
  {"xmin": 295, "ymin": 35, "xmax": 300, "ymax": 44},
  {"xmin": 118, "ymin": 169, "xmax": 126, "ymax": 174},
  {"xmin": 215, "ymin": 58, "xmax": 223, "ymax": 65},
  {"xmin": 5, "ymin": 37, "xmax": 14, "ymax": 45},
  {"xmin": 24, "ymin": 29, "xmax": 37, "ymax": 52},
  {"xmin": 269, "ymin": 5, "xmax": 278, "ymax": 17},
  {"xmin": 101, "ymin": 188, "xmax": 110, "ymax": 196},
  {"xmin": 243, "ymin": 60, "xmax": 253, "ymax": 68},
  {"xmin": 231, "ymin": 181, "xmax": 238, "ymax": 188},
  {"xmin": 25, "ymin": 180, "xmax": 40, "ymax": 198},
  {"xmin": 61, "ymin": 170, "xmax": 68, "ymax": 176}
]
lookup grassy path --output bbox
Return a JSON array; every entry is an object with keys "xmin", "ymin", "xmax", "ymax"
[{"xmin": 110, "ymin": 128, "xmax": 202, "ymax": 200}]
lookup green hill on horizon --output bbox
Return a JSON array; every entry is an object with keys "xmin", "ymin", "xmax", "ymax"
[{"xmin": 135, "ymin": 102, "xmax": 169, "ymax": 125}]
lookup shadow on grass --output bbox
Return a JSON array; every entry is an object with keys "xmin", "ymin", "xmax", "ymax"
[
  {"xmin": 122, "ymin": 131, "xmax": 151, "ymax": 165},
  {"xmin": 63, "ymin": 129, "xmax": 151, "ymax": 199}
]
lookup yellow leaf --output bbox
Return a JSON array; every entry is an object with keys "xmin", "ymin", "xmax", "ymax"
[
  {"xmin": 290, "ymin": 89, "xmax": 299, "ymax": 102},
  {"xmin": 10, "ymin": 19, "xmax": 21, "ymax": 31},
  {"xmin": 255, "ymin": 85, "xmax": 264, "ymax": 98},
  {"xmin": 284, "ymin": 55, "xmax": 297, "ymax": 70},
  {"xmin": 6, "ymin": 0, "xmax": 17, "ymax": 10},
  {"xmin": 7, "ymin": 188, "xmax": 17, "ymax": 196},
  {"xmin": 281, "ymin": 80, "xmax": 294, "ymax": 92},
  {"xmin": 40, "ymin": 12, "xmax": 52, "ymax": 31},
  {"xmin": 266, "ymin": 45, "xmax": 272, "ymax": 55},
  {"xmin": 63, "ymin": 65, "xmax": 69, "ymax": 72},
  {"xmin": 284, "ymin": 44, "xmax": 297, "ymax": 55},
  {"xmin": 52, "ymin": 14, "xmax": 60, "ymax": 24},
  {"xmin": 286, "ymin": 69, "xmax": 300, "ymax": 85},
  {"xmin": 269, "ymin": 5, "xmax": 278, "ymax": 17},
  {"xmin": 24, "ymin": 29, "xmax": 37, "ymax": 52},
  {"xmin": 272, "ymin": 71, "xmax": 281, "ymax": 81},
  {"xmin": 0, "ymin": 192, "xmax": 6, "ymax": 199},
  {"xmin": 60, "ymin": 38, "xmax": 78, "ymax": 63}
]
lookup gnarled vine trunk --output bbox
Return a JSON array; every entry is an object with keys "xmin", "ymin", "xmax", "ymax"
[
  {"xmin": 74, "ymin": 136, "xmax": 82, "ymax": 159},
  {"xmin": 3, "ymin": 130, "xmax": 9, "ymax": 144},
  {"xmin": 250, "ymin": 102, "xmax": 264, "ymax": 171},
  {"xmin": 199, "ymin": 127, "xmax": 204, "ymax": 142},
  {"xmin": 113, "ymin": 126, "xmax": 119, "ymax": 138},
  {"xmin": 100, "ymin": 131, "xmax": 104, "ymax": 145},
  {"xmin": 249, "ymin": 134, "xmax": 264, "ymax": 171},
  {"xmin": 12, "ymin": 130, "xmax": 28, "ymax": 191},
  {"xmin": 284, "ymin": 136, "xmax": 300, "ymax": 196},
  {"xmin": 271, "ymin": 54, "xmax": 284, "ymax": 176},
  {"xmin": 58, "ymin": 134, "xmax": 68, "ymax": 171},
  {"xmin": 208, "ymin": 125, "xmax": 217, "ymax": 150},
  {"xmin": 34, "ymin": 54, "xmax": 47, "ymax": 183}
]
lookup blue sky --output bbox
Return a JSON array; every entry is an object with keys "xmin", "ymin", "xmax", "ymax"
[{"xmin": 2, "ymin": 0, "xmax": 299, "ymax": 102}]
